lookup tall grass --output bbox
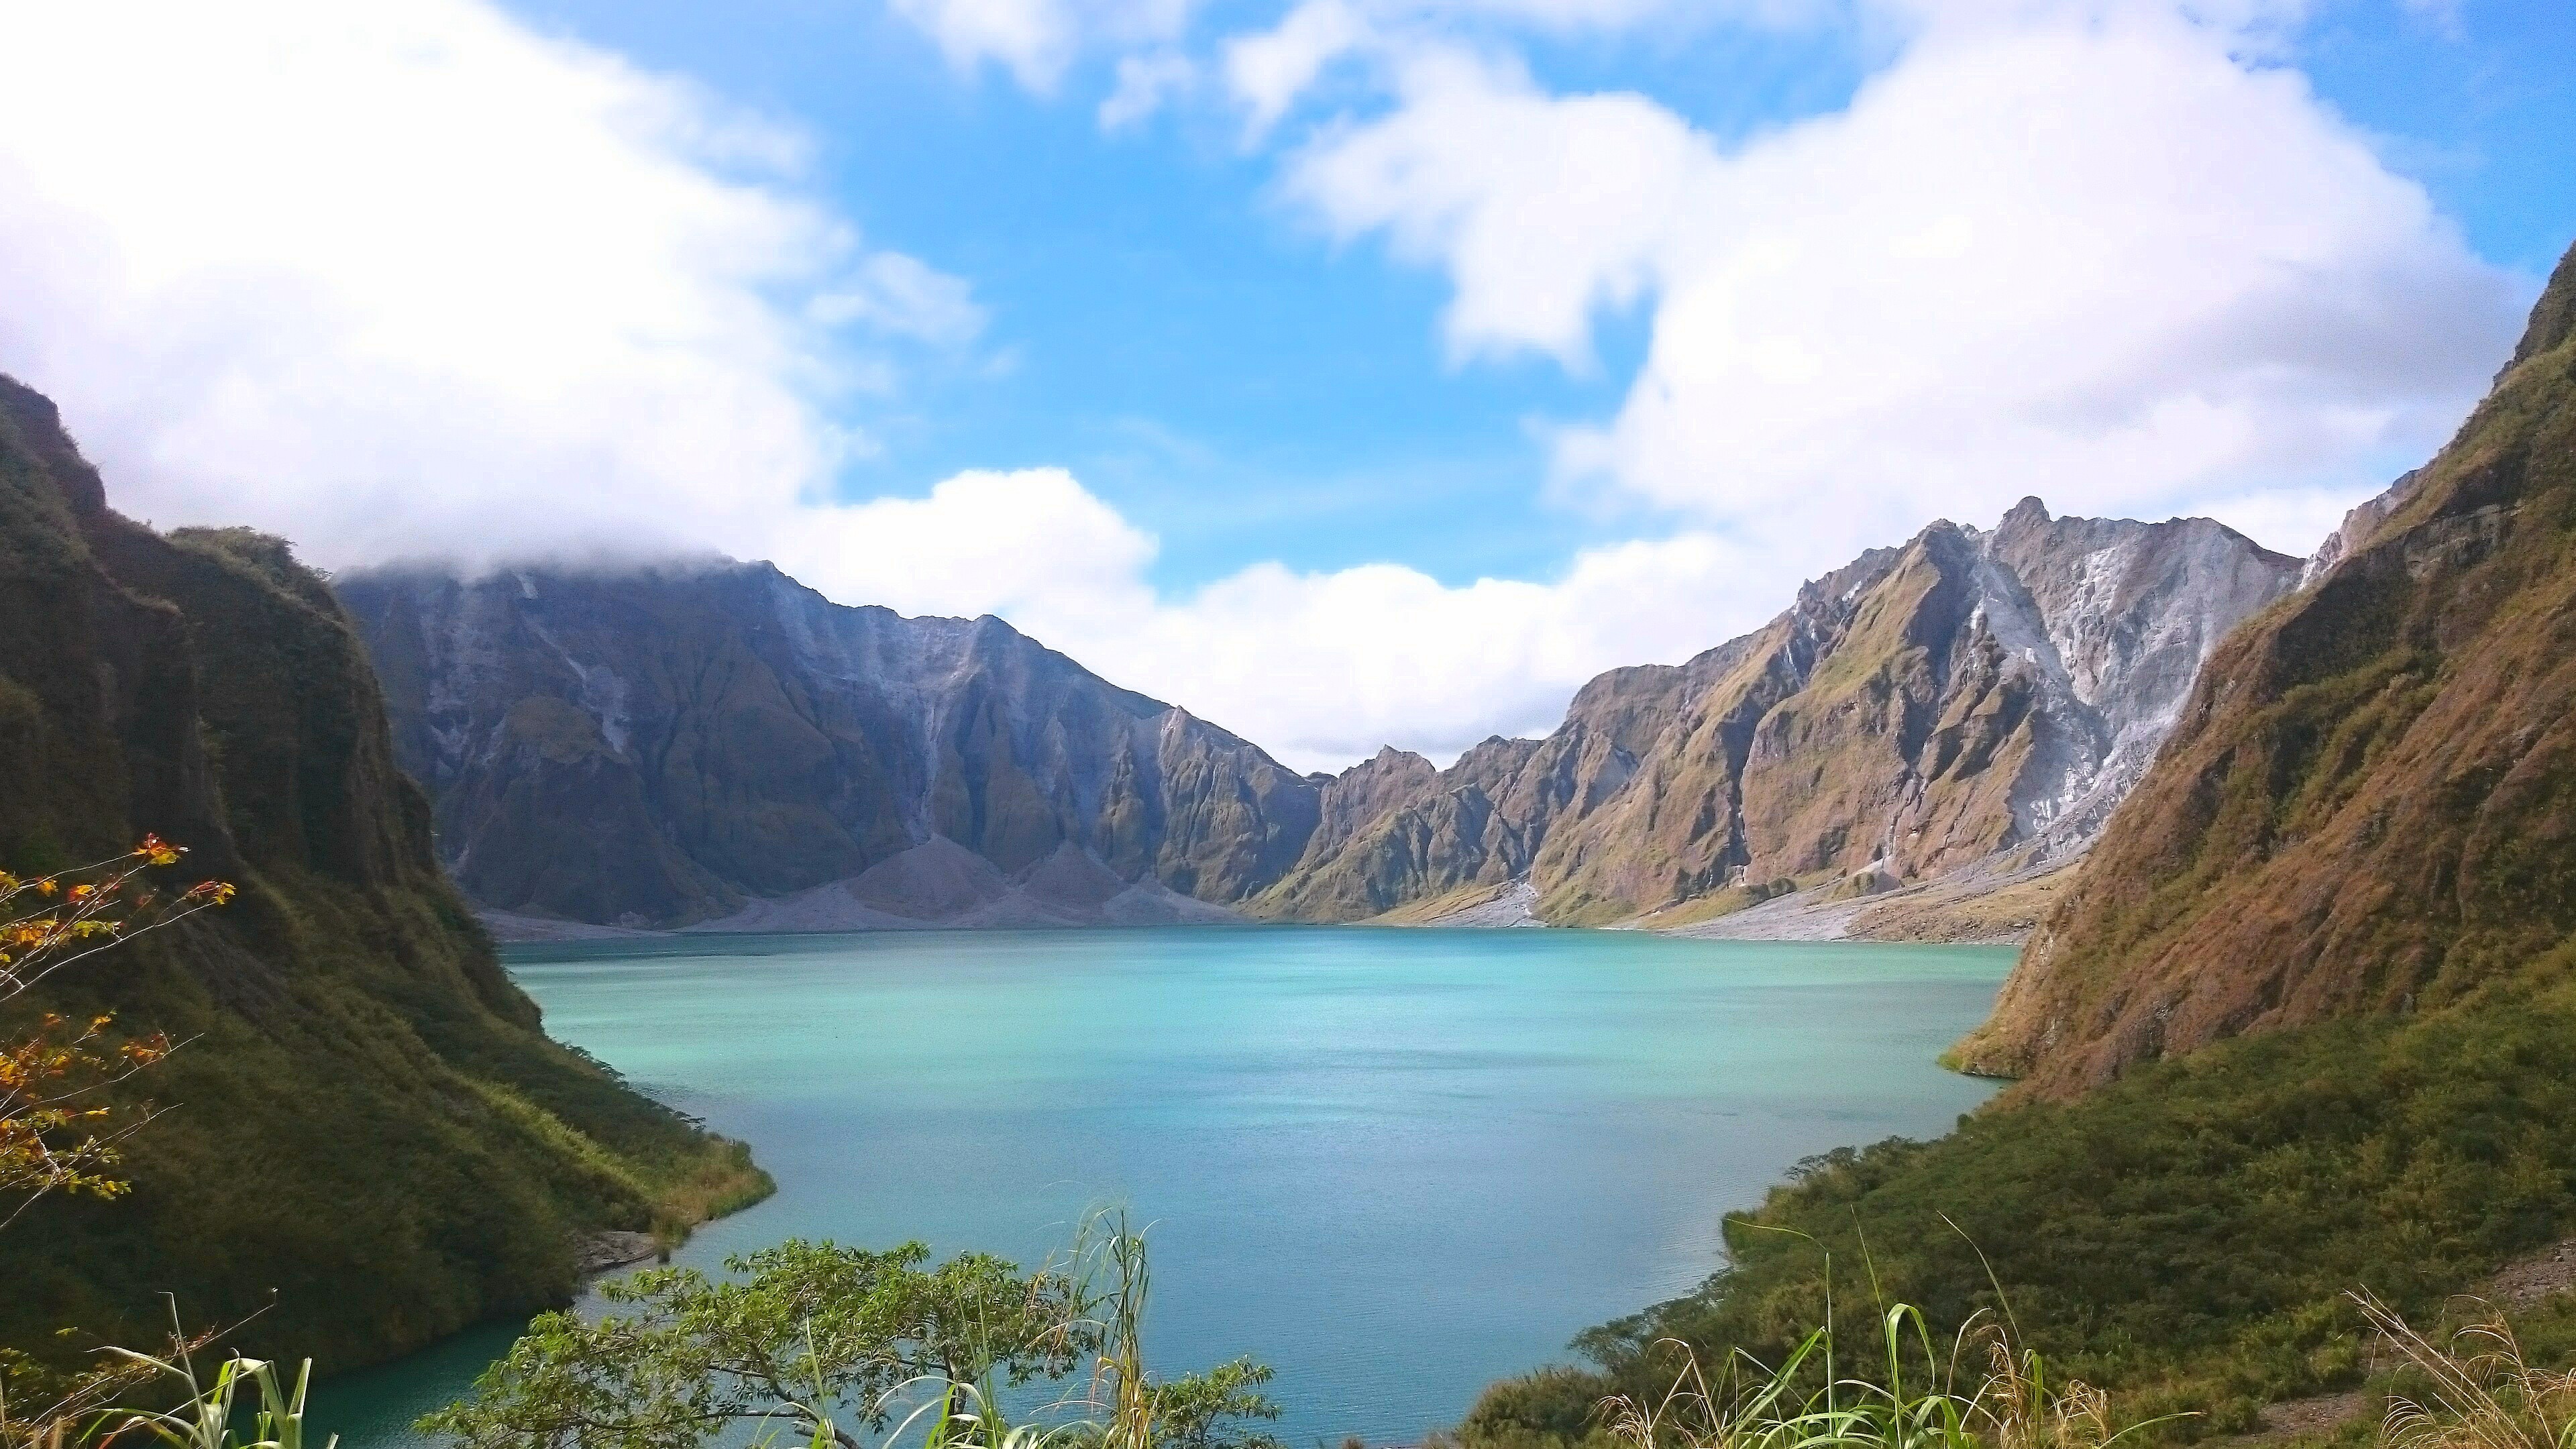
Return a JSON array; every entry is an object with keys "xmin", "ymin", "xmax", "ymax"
[
  {"xmin": 1592, "ymin": 1300, "xmax": 2151, "ymax": 1449},
  {"xmin": 2356, "ymin": 1293, "xmax": 2576, "ymax": 1449}
]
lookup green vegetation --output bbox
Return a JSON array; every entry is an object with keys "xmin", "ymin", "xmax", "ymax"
[
  {"xmin": 1459, "ymin": 958, "xmax": 2576, "ymax": 1448},
  {"xmin": 427, "ymin": 1222, "xmax": 1281, "ymax": 1449},
  {"xmin": 87, "ymin": 1336, "xmax": 339, "ymax": 1449}
]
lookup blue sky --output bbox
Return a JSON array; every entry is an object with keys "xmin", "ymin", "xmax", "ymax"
[
  {"xmin": 498, "ymin": 0, "xmax": 2573, "ymax": 594},
  {"xmin": 0, "ymin": 0, "xmax": 2569, "ymax": 767}
]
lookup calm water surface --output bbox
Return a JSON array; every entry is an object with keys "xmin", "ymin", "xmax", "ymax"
[{"xmin": 318, "ymin": 927, "xmax": 2010, "ymax": 1445}]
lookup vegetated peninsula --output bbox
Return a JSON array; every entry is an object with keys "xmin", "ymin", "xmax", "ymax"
[
  {"xmin": 0, "ymin": 377, "xmax": 768, "ymax": 1375},
  {"xmin": 340, "ymin": 501, "xmax": 2298, "ymax": 943},
  {"xmin": 1455, "ymin": 237, "xmax": 2576, "ymax": 1449}
]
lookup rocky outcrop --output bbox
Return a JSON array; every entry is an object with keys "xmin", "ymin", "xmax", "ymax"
[
  {"xmin": 337, "ymin": 564, "xmax": 1321, "ymax": 928},
  {"xmin": 694, "ymin": 837, "xmax": 1242, "ymax": 932},
  {"xmin": 1952, "ymin": 240, "xmax": 2576, "ymax": 1096},
  {"xmin": 2302, "ymin": 470, "xmax": 2422, "ymax": 586},
  {"xmin": 1260, "ymin": 500, "xmax": 2301, "ymax": 926}
]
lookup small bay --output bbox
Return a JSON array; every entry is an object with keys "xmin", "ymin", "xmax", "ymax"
[{"xmin": 318, "ymin": 927, "xmax": 2010, "ymax": 1446}]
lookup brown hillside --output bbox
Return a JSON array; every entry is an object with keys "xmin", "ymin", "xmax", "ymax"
[{"xmin": 1953, "ymin": 239, "xmax": 2576, "ymax": 1095}]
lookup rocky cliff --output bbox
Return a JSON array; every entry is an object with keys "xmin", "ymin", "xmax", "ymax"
[
  {"xmin": 1952, "ymin": 239, "xmax": 2576, "ymax": 1096},
  {"xmin": 0, "ymin": 378, "xmax": 761, "ymax": 1372},
  {"xmin": 336, "ymin": 564, "xmax": 1322, "ymax": 929},
  {"xmin": 1260, "ymin": 502, "xmax": 2302, "ymax": 926}
]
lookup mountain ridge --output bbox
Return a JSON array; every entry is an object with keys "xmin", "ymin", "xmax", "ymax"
[
  {"xmin": 346, "ymin": 495, "xmax": 2304, "ymax": 938},
  {"xmin": 1259, "ymin": 501, "xmax": 2302, "ymax": 930},
  {"xmin": 337, "ymin": 560, "xmax": 1322, "ymax": 929}
]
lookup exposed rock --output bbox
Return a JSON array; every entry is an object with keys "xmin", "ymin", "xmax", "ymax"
[
  {"xmin": 687, "ymin": 837, "xmax": 1244, "ymax": 932},
  {"xmin": 337, "ymin": 564, "xmax": 1320, "ymax": 928},
  {"xmin": 2303, "ymin": 470, "xmax": 2422, "ymax": 587},
  {"xmin": 1673, "ymin": 853, "xmax": 2075, "ymax": 945},
  {"xmin": 577, "ymin": 1230, "xmax": 663, "ymax": 1275},
  {"xmin": 1413, "ymin": 879, "xmax": 1544, "ymax": 928},
  {"xmin": 1953, "ymin": 239, "xmax": 2576, "ymax": 1095},
  {"xmin": 2482, "ymin": 1238, "xmax": 2576, "ymax": 1311},
  {"xmin": 478, "ymin": 909, "xmax": 661, "ymax": 943}
]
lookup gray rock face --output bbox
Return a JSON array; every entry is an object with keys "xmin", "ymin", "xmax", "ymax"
[
  {"xmin": 1981, "ymin": 497, "xmax": 2314, "ymax": 859},
  {"xmin": 337, "ymin": 561, "xmax": 1320, "ymax": 927}
]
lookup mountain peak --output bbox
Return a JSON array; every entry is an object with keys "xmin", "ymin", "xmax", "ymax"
[
  {"xmin": 2505, "ymin": 237, "xmax": 2576, "ymax": 377},
  {"xmin": 1999, "ymin": 496, "xmax": 2053, "ymax": 532}
]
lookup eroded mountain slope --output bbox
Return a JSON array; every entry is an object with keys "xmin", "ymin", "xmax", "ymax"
[
  {"xmin": 1953, "ymin": 240, "xmax": 2576, "ymax": 1096},
  {"xmin": 1262, "ymin": 501, "xmax": 2300, "ymax": 926},
  {"xmin": 338, "ymin": 564, "xmax": 1321, "ymax": 928}
]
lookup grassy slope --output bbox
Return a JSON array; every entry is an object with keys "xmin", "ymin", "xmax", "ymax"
[{"xmin": 0, "ymin": 379, "xmax": 767, "ymax": 1376}]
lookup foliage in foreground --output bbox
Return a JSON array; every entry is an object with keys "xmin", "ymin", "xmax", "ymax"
[
  {"xmin": 423, "ymin": 1220, "xmax": 1281, "ymax": 1449},
  {"xmin": 2359, "ymin": 1291, "xmax": 2576, "ymax": 1449},
  {"xmin": 1582, "ymin": 1298, "xmax": 2159, "ymax": 1449},
  {"xmin": 1, "ymin": 837, "xmax": 227, "ymax": 1222},
  {"xmin": 1, "ymin": 840, "xmax": 235, "ymax": 1448},
  {"xmin": 1461, "ymin": 955, "xmax": 2576, "ymax": 1446},
  {"xmin": 83, "ymin": 1331, "xmax": 337, "ymax": 1449}
]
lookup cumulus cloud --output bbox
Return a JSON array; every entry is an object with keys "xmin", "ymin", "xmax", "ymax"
[
  {"xmin": 0, "ymin": 0, "xmax": 1741, "ymax": 771},
  {"xmin": 1281, "ymin": 5, "xmax": 2525, "ymax": 576},
  {"xmin": 770, "ymin": 468, "xmax": 1159, "ymax": 622},
  {"xmin": 0, "ymin": 0, "xmax": 992, "ymax": 572},
  {"xmin": 1226, "ymin": 1, "xmax": 1373, "ymax": 138}
]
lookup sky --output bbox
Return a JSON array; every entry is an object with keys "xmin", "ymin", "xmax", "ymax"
[{"xmin": 0, "ymin": 0, "xmax": 2569, "ymax": 771}]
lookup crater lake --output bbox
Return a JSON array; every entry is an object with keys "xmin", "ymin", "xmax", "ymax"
[{"xmin": 317, "ymin": 927, "xmax": 2012, "ymax": 1444}]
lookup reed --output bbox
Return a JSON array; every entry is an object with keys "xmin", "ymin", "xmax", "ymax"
[{"xmin": 2355, "ymin": 1293, "xmax": 2576, "ymax": 1449}]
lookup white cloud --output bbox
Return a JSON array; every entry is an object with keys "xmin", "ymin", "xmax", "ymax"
[
  {"xmin": 771, "ymin": 468, "xmax": 1159, "ymax": 621},
  {"xmin": 1281, "ymin": 3, "xmax": 2525, "ymax": 576},
  {"xmin": 773, "ymin": 467, "xmax": 1760, "ymax": 769},
  {"xmin": 0, "ymin": 0, "xmax": 989, "ymax": 574},
  {"xmin": 889, "ymin": 0, "xmax": 1197, "ymax": 91},
  {"xmin": 811, "ymin": 253, "xmax": 989, "ymax": 345},
  {"xmin": 1099, "ymin": 50, "xmax": 1199, "ymax": 130},
  {"xmin": 0, "ymin": 0, "xmax": 1738, "ymax": 773},
  {"xmin": 1226, "ymin": 1, "xmax": 1372, "ymax": 138},
  {"xmin": 1284, "ymin": 47, "xmax": 1698, "ymax": 368},
  {"xmin": 1064, "ymin": 531, "xmax": 1758, "ymax": 768}
]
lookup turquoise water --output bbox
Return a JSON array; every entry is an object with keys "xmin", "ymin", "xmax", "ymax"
[{"xmin": 316, "ymin": 927, "xmax": 2011, "ymax": 1445}]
